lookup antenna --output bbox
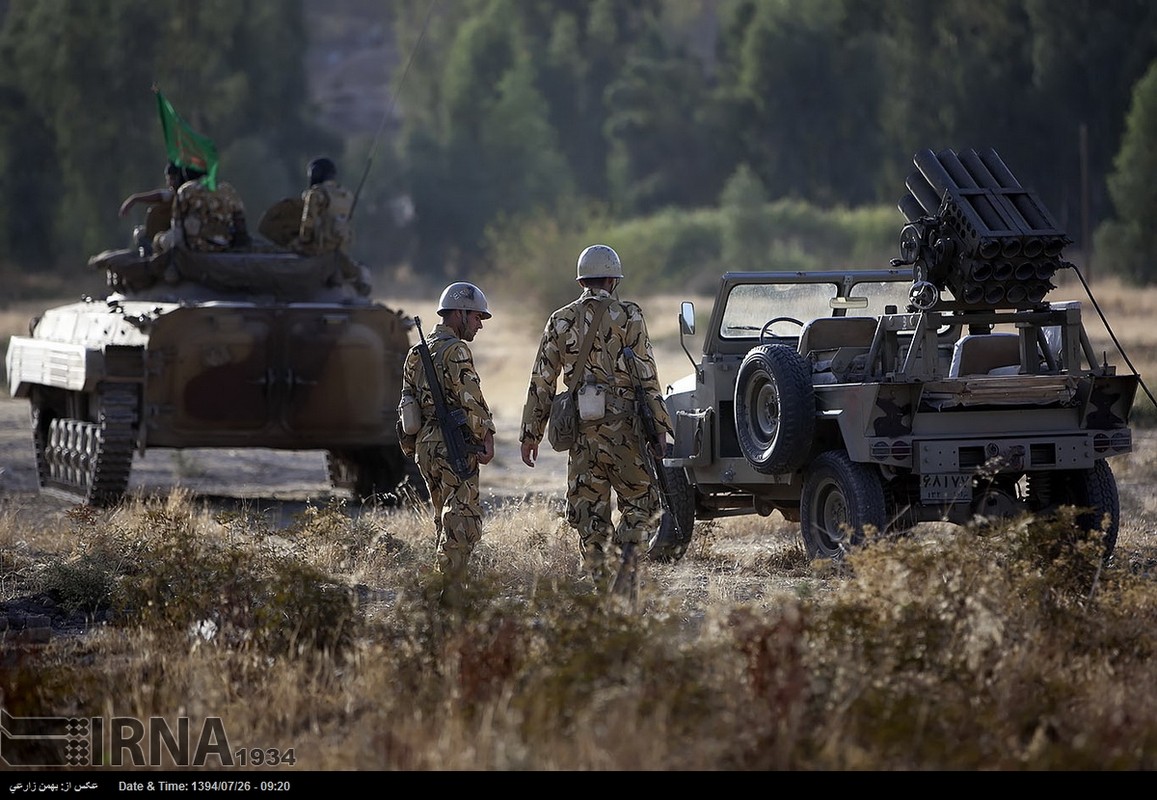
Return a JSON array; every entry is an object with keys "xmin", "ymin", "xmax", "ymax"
[{"xmin": 350, "ymin": 0, "xmax": 438, "ymax": 220}]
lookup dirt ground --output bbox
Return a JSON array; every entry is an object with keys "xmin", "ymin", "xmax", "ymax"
[{"xmin": 0, "ymin": 394, "xmax": 571, "ymax": 527}]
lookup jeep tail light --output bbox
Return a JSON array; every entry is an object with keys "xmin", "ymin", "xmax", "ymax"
[{"xmin": 871, "ymin": 440, "xmax": 912, "ymax": 462}]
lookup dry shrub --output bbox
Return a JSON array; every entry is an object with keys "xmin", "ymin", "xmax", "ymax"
[
  {"xmin": 797, "ymin": 512, "xmax": 1157, "ymax": 769},
  {"xmin": 4, "ymin": 488, "xmax": 1157, "ymax": 769}
]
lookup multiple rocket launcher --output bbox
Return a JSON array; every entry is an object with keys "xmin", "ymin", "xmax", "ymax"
[{"xmin": 896, "ymin": 147, "xmax": 1071, "ymax": 309}]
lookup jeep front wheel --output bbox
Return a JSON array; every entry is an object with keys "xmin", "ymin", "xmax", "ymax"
[
  {"xmin": 800, "ymin": 450, "xmax": 887, "ymax": 560},
  {"xmin": 734, "ymin": 344, "xmax": 815, "ymax": 474}
]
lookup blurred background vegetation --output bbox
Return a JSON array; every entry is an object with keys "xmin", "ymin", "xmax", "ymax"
[{"xmin": 3, "ymin": 0, "xmax": 1157, "ymax": 310}]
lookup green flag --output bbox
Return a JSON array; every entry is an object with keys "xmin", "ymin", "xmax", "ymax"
[{"xmin": 154, "ymin": 87, "xmax": 218, "ymax": 191}]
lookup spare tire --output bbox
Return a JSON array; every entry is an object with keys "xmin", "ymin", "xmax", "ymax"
[{"xmin": 734, "ymin": 344, "xmax": 815, "ymax": 475}]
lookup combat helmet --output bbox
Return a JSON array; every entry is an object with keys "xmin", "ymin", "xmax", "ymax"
[
  {"xmin": 576, "ymin": 244, "xmax": 623, "ymax": 281},
  {"xmin": 437, "ymin": 281, "xmax": 492, "ymax": 319}
]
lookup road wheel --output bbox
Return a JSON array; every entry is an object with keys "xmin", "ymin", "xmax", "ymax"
[
  {"xmin": 647, "ymin": 449, "xmax": 696, "ymax": 564},
  {"xmin": 800, "ymin": 450, "xmax": 886, "ymax": 560},
  {"xmin": 35, "ymin": 385, "xmax": 135, "ymax": 508},
  {"xmin": 734, "ymin": 344, "xmax": 814, "ymax": 474},
  {"xmin": 328, "ymin": 445, "xmax": 428, "ymax": 505}
]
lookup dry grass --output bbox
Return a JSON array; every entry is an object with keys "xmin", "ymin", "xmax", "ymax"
[{"xmin": 3, "ymin": 465, "xmax": 1157, "ymax": 770}]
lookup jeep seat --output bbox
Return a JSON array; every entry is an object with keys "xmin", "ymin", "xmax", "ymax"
[
  {"xmin": 948, "ymin": 332, "xmax": 1021, "ymax": 376},
  {"xmin": 797, "ymin": 317, "xmax": 878, "ymax": 357},
  {"xmin": 797, "ymin": 316, "xmax": 879, "ymax": 384}
]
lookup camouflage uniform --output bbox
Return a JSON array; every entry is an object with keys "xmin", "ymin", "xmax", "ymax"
[
  {"xmin": 520, "ymin": 287, "xmax": 673, "ymax": 588},
  {"xmin": 294, "ymin": 179, "xmax": 354, "ymax": 256},
  {"xmin": 401, "ymin": 323, "xmax": 496, "ymax": 585},
  {"xmin": 175, "ymin": 179, "xmax": 246, "ymax": 251}
]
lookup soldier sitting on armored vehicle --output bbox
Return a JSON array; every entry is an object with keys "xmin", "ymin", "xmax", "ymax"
[
  {"xmin": 93, "ymin": 159, "xmax": 370, "ymax": 301},
  {"xmin": 249, "ymin": 157, "xmax": 371, "ymax": 297},
  {"xmin": 292, "ymin": 157, "xmax": 353, "ymax": 256},
  {"xmin": 166, "ymin": 166, "xmax": 250, "ymax": 252},
  {"xmin": 119, "ymin": 161, "xmax": 183, "ymax": 255}
]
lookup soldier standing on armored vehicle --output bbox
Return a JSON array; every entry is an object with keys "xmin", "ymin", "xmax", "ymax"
[
  {"xmin": 400, "ymin": 282, "xmax": 497, "ymax": 606},
  {"xmin": 519, "ymin": 244, "xmax": 672, "ymax": 599}
]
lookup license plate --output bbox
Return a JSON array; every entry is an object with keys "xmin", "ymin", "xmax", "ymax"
[{"xmin": 920, "ymin": 473, "xmax": 973, "ymax": 503}]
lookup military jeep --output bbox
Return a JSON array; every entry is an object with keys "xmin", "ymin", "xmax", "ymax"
[{"xmin": 648, "ymin": 148, "xmax": 1140, "ymax": 562}]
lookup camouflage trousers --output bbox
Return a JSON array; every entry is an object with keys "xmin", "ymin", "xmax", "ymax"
[
  {"xmin": 415, "ymin": 440, "xmax": 483, "ymax": 584},
  {"xmin": 566, "ymin": 422, "xmax": 660, "ymax": 589}
]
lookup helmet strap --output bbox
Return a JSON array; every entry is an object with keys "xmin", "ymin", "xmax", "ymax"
[{"xmin": 448, "ymin": 309, "xmax": 468, "ymax": 337}]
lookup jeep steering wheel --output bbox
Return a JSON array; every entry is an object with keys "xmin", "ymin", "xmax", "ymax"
[{"xmin": 759, "ymin": 316, "xmax": 805, "ymax": 343}]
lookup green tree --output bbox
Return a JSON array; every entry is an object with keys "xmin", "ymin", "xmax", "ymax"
[
  {"xmin": 0, "ymin": 84, "xmax": 59, "ymax": 268},
  {"xmin": 1024, "ymin": 0, "xmax": 1157, "ymax": 247},
  {"xmin": 604, "ymin": 17, "xmax": 720, "ymax": 215},
  {"xmin": 1095, "ymin": 58, "xmax": 1157, "ymax": 285},
  {"xmin": 402, "ymin": 0, "xmax": 573, "ymax": 278},
  {"xmin": 718, "ymin": 0, "xmax": 888, "ymax": 207},
  {"xmin": 720, "ymin": 163, "xmax": 770, "ymax": 269}
]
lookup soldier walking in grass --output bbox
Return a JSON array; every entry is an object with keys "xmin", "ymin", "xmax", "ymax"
[
  {"xmin": 399, "ymin": 282, "xmax": 496, "ymax": 606},
  {"xmin": 519, "ymin": 244, "xmax": 672, "ymax": 598}
]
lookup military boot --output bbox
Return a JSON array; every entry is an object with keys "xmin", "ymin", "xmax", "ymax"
[{"xmin": 611, "ymin": 542, "xmax": 640, "ymax": 603}]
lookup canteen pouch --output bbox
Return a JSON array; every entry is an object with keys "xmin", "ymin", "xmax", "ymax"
[
  {"xmin": 547, "ymin": 391, "xmax": 578, "ymax": 452},
  {"xmin": 576, "ymin": 381, "xmax": 606, "ymax": 421},
  {"xmin": 398, "ymin": 390, "xmax": 422, "ymax": 435}
]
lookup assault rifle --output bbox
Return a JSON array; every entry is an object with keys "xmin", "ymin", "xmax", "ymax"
[
  {"xmin": 613, "ymin": 347, "xmax": 685, "ymax": 597},
  {"xmin": 412, "ymin": 316, "xmax": 484, "ymax": 480}
]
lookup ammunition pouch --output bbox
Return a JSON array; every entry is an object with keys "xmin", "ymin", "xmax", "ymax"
[{"xmin": 547, "ymin": 391, "xmax": 579, "ymax": 452}]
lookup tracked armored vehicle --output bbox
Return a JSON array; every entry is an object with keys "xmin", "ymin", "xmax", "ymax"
[
  {"xmin": 652, "ymin": 148, "xmax": 1141, "ymax": 562},
  {"xmin": 5, "ymin": 203, "xmax": 421, "ymax": 507}
]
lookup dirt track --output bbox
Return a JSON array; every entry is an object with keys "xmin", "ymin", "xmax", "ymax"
[{"xmin": 0, "ymin": 396, "xmax": 570, "ymax": 525}]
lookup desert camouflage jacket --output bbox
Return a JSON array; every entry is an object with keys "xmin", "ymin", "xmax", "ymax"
[
  {"xmin": 176, "ymin": 179, "xmax": 245, "ymax": 251},
  {"xmin": 296, "ymin": 180, "xmax": 354, "ymax": 256},
  {"xmin": 520, "ymin": 287, "xmax": 673, "ymax": 443},
  {"xmin": 402, "ymin": 323, "xmax": 495, "ymax": 449}
]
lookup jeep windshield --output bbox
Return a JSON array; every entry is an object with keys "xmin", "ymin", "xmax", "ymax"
[{"xmin": 718, "ymin": 272, "xmax": 913, "ymax": 340}]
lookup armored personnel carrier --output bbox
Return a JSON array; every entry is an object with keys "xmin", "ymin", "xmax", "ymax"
[
  {"xmin": 653, "ymin": 148, "xmax": 1141, "ymax": 563},
  {"xmin": 5, "ymin": 201, "xmax": 421, "ymax": 507}
]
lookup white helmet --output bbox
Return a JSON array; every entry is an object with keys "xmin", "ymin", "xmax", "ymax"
[
  {"xmin": 576, "ymin": 244, "xmax": 623, "ymax": 281},
  {"xmin": 437, "ymin": 281, "xmax": 492, "ymax": 319}
]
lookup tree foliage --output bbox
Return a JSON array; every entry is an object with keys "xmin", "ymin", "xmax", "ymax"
[
  {"xmin": 3, "ymin": 0, "xmax": 1157, "ymax": 284},
  {"xmin": 1095, "ymin": 58, "xmax": 1157, "ymax": 284}
]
